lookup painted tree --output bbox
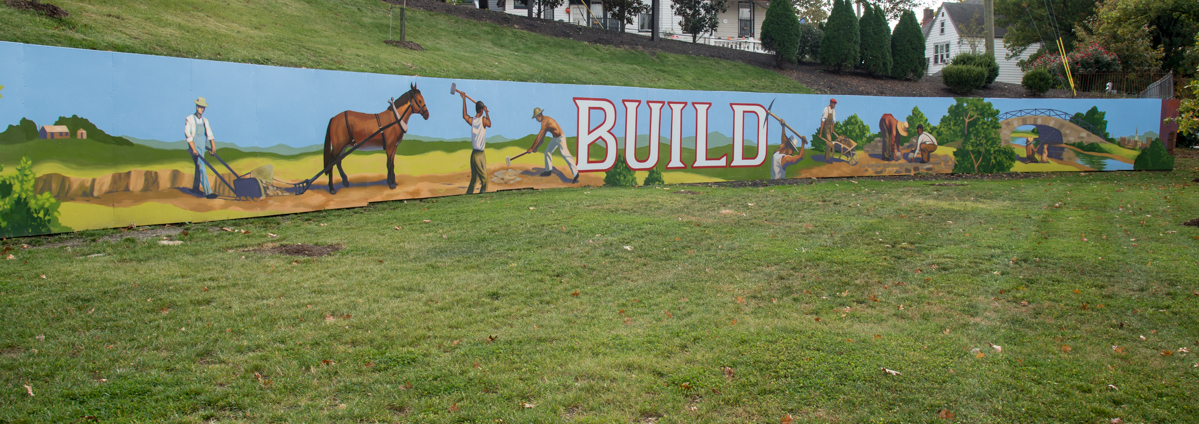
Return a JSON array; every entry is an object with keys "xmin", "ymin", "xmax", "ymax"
[
  {"xmin": 858, "ymin": 4, "xmax": 892, "ymax": 75},
  {"xmin": 1133, "ymin": 138, "xmax": 1175, "ymax": 170},
  {"xmin": 941, "ymin": 98, "xmax": 1016, "ymax": 173},
  {"xmin": 890, "ymin": 9, "xmax": 926, "ymax": 80},
  {"xmin": 819, "ymin": 0, "xmax": 860, "ymax": 72},
  {"xmin": 671, "ymin": 0, "xmax": 729, "ymax": 43},
  {"xmin": 905, "ymin": 106, "xmax": 934, "ymax": 138},
  {"xmin": 760, "ymin": 0, "xmax": 802, "ymax": 67},
  {"xmin": 642, "ymin": 167, "xmax": 666, "ymax": 185},
  {"xmin": 0, "ymin": 157, "xmax": 63, "ymax": 237},
  {"xmin": 604, "ymin": 154, "xmax": 638, "ymax": 187},
  {"xmin": 0, "ymin": 118, "xmax": 39, "ymax": 144},
  {"xmin": 1070, "ymin": 106, "xmax": 1111, "ymax": 140},
  {"xmin": 812, "ymin": 113, "xmax": 871, "ymax": 148}
]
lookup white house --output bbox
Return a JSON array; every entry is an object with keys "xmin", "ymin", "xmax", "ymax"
[
  {"xmin": 489, "ymin": 0, "xmax": 770, "ymax": 52},
  {"xmin": 921, "ymin": 0, "xmax": 1041, "ymax": 84}
]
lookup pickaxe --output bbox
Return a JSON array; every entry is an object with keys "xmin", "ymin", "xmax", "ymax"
[
  {"xmin": 450, "ymin": 82, "xmax": 476, "ymax": 104},
  {"xmin": 766, "ymin": 99, "xmax": 806, "ymax": 147}
]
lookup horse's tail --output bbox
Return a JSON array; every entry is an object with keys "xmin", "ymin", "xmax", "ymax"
[{"xmin": 323, "ymin": 114, "xmax": 337, "ymax": 177}]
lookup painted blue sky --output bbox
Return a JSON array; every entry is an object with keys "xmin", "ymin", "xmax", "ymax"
[{"xmin": 0, "ymin": 42, "xmax": 1164, "ymax": 150}]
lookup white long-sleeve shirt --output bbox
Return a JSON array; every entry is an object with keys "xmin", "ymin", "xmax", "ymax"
[
  {"xmin": 820, "ymin": 105, "xmax": 836, "ymax": 123},
  {"xmin": 184, "ymin": 113, "xmax": 214, "ymax": 146}
]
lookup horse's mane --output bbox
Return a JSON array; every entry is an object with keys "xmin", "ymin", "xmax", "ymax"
[{"xmin": 393, "ymin": 87, "xmax": 419, "ymax": 108}]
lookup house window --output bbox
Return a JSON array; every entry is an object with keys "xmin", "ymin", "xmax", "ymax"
[
  {"xmin": 738, "ymin": 2, "xmax": 753, "ymax": 37},
  {"xmin": 940, "ymin": 21, "xmax": 944, "ymax": 35},
  {"xmin": 933, "ymin": 43, "xmax": 951, "ymax": 64},
  {"xmin": 638, "ymin": 12, "xmax": 652, "ymax": 32},
  {"xmin": 514, "ymin": 0, "xmax": 527, "ymax": 9}
]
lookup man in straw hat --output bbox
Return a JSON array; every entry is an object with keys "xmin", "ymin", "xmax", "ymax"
[
  {"xmin": 878, "ymin": 113, "xmax": 908, "ymax": 162},
  {"xmin": 460, "ymin": 90, "xmax": 492, "ymax": 194},
  {"xmin": 184, "ymin": 97, "xmax": 218, "ymax": 199},
  {"xmin": 771, "ymin": 118, "xmax": 807, "ymax": 179},
  {"xmin": 526, "ymin": 108, "xmax": 579, "ymax": 184}
]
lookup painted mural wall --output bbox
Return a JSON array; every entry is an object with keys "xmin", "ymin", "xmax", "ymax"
[{"xmin": 0, "ymin": 42, "xmax": 1176, "ymax": 238}]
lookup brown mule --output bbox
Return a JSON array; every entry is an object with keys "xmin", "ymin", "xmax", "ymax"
[{"xmin": 321, "ymin": 83, "xmax": 430, "ymax": 194}]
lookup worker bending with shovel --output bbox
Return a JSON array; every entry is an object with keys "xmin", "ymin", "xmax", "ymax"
[{"xmin": 521, "ymin": 108, "xmax": 579, "ymax": 184}]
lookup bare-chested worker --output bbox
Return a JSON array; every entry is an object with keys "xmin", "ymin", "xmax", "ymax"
[{"xmin": 527, "ymin": 108, "xmax": 579, "ymax": 184}]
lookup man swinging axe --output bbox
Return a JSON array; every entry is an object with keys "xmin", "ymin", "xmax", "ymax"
[{"xmin": 515, "ymin": 107, "xmax": 579, "ymax": 184}]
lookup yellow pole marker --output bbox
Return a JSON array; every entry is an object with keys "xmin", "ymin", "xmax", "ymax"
[{"xmin": 1056, "ymin": 38, "xmax": 1077, "ymax": 96}]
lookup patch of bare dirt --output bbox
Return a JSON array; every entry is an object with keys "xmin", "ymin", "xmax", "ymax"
[
  {"xmin": 673, "ymin": 190, "xmax": 702, "ymax": 195},
  {"xmin": 251, "ymin": 243, "xmax": 342, "ymax": 257},
  {"xmin": 385, "ymin": 40, "xmax": 423, "ymax": 51},
  {"xmin": 396, "ymin": 0, "xmax": 1087, "ymax": 98},
  {"xmin": 1183, "ymin": 218, "xmax": 1199, "ymax": 227},
  {"xmin": 31, "ymin": 226, "xmax": 183, "ymax": 249},
  {"xmin": 5, "ymin": 0, "xmax": 68, "ymax": 19}
]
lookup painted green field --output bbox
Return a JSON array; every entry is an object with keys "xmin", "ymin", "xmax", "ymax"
[{"xmin": 3, "ymin": 157, "xmax": 1198, "ymax": 423}]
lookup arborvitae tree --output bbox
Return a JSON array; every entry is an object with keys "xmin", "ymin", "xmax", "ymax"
[
  {"xmin": 603, "ymin": 154, "xmax": 637, "ymax": 187},
  {"xmin": 858, "ymin": 4, "xmax": 892, "ymax": 75},
  {"xmin": 873, "ymin": 5, "xmax": 892, "ymax": 74},
  {"xmin": 890, "ymin": 9, "xmax": 927, "ymax": 80},
  {"xmin": 819, "ymin": 0, "xmax": 860, "ymax": 72},
  {"xmin": 857, "ymin": 4, "xmax": 876, "ymax": 71},
  {"xmin": 760, "ymin": 0, "xmax": 802, "ymax": 67},
  {"xmin": 642, "ymin": 167, "xmax": 665, "ymax": 185}
]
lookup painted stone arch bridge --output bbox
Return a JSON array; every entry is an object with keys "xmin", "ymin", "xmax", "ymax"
[{"xmin": 998, "ymin": 109, "xmax": 1107, "ymax": 147}]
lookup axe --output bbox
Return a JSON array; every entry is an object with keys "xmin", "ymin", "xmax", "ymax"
[
  {"xmin": 449, "ymin": 82, "xmax": 476, "ymax": 104},
  {"xmin": 766, "ymin": 99, "xmax": 806, "ymax": 147}
]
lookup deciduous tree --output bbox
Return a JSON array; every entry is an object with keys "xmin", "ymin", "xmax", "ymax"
[
  {"xmin": 996, "ymin": 0, "xmax": 1098, "ymax": 57},
  {"xmin": 671, "ymin": 0, "xmax": 729, "ymax": 43},
  {"xmin": 942, "ymin": 98, "xmax": 1015, "ymax": 173}
]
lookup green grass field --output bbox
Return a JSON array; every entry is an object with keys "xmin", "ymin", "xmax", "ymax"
[
  {"xmin": 3, "ymin": 159, "xmax": 1198, "ymax": 423},
  {"xmin": 4, "ymin": 0, "xmax": 1199, "ymax": 422},
  {"xmin": 0, "ymin": 0, "xmax": 809, "ymax": 94}
]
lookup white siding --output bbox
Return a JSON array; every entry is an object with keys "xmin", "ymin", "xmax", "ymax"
[
  {"xmin": 924, "ymin": 8, "xmax": 959, "ymax": 76},
  {"xmin": 995, "ymin": 42, "xmax": 1039, "ymax": 84}
]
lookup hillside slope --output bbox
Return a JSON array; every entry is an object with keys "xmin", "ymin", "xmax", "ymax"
[{"xmin": 0, "ymin": 0, "xmax": 810, "ymax": 93}]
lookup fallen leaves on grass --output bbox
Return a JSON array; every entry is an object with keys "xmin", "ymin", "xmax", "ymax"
[
  {"xmin": 988, "ymin": 343, "xmax": 1002, "ymax": 353},
  {"xmin": 723, "ymin": 367, "xmax": 735, "ymax": 379},
  {"xmin": 781, "ymin": 414, "xmax": 795, "ymax": 424},
  {"xmin": 23, "ymin": 384, "xmax": 33, "ymax": 396},
  {"xmin": 938, "ymin": 409, "xmax": 955, "ymax": 419},
  {"xmin": 882, "ymin": 368, "xmax": 902, "ymax": 376},
  {"xmin": 1062, "ymin": 345, "xmax": 1073, "ymax": 353},
  {"xmin": 521, "ymin": 401, "xmax": 536, "ymax": 408}
]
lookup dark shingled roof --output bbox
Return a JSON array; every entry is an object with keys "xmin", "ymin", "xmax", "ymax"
[{"xmin": 922, "ymin": 0, "xmax": 1009, "ymax": 39}]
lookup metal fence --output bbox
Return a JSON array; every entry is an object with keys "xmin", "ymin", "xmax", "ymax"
[{"xmin": 1068, "ymin": 71, "xmax": 1173, "ymax": 99}]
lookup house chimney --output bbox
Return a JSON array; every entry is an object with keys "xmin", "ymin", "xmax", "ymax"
[{"xmin": 922, "ymin": 8, "xmax": 934, "ymax": 26}]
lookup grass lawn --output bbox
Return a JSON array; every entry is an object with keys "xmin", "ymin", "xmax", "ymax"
[
  {"xmin": 0, "ymin": 0, "xmax": 809, "ymax": 94},
  {"xmin": 3, "ymin": 157, "xmax": 1197, "ymax": 423}
]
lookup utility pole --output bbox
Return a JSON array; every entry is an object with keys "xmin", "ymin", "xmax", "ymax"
[
  {"xmin": 983, "ymin": 0, "xmax": 995, "ymax": 56},
  {"xmin": 651, "ymin": 0, "xmax": 659, "ymax": 41}
]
